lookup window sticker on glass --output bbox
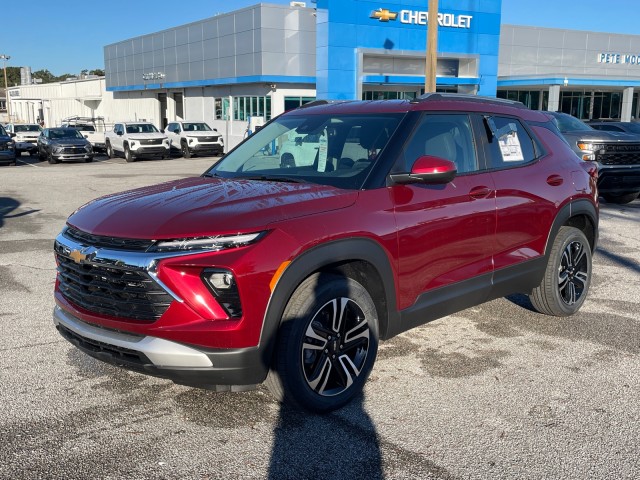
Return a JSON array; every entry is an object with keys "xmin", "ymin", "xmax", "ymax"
[
  {"xmin": 499, "ymin": 130, "xmax": 524, "ymax": 162},
  {"xmin": 317, "ymin": 128, "xmax": 329, "ymax": 171}
]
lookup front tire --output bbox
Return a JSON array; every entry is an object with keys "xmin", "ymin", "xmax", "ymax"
[
  {"xmin": 529, "ymin": 226, "xmax": 592, "ymax": 316},
  {"xmin": 181, "ymin": 141, "xmax": 192, "ymax": 159},
  {"xmin": 124, "ymin": 144, "xmax": 135, "ymax": 162},
  {"xmin": 106, "ymin": 141, "xmax": 114, "ymax": 159},
  {"xmin": 47, "ymin": 151, "xmax": 58, "ymax": 164},
  {"xmin": 265, "ymin": 273, "xmax": 379, "ymax": 413}
]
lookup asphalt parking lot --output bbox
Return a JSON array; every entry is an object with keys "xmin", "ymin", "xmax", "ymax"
[{"xmin": 1, "ymin": 153, "xmax": 639, "ymax": 479}]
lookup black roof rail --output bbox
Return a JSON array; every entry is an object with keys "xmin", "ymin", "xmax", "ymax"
[
  {"xmin": 297, "ymin": 100, "xmax": 354, "ymax": 109},
  {"xmin": 410, "ymin": 92, "xmax": 526, "ymax": 109}
]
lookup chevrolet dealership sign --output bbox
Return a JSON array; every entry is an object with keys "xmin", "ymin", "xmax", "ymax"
[{"xmin": 370, "ymin": 8, "xmax": 472, "ymax": 28}]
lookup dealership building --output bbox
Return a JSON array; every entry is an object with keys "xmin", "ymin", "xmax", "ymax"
[{"xmin": 7, "ymin": 0, "xmax": 640, "ymax": 149}]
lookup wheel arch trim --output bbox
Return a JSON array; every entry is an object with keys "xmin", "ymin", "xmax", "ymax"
[{"xmin": 256, "ymin": 237, "xmax": 398, "ymax": 376}]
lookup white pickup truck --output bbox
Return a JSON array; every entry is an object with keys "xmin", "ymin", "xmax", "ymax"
[
  {"xmin": 60, "ymin": 117, "xmax": 107, "ymax": 153},
  {"xmin": 104, "ymin": 122, "xmax": 170, "ymax": 162},
  {"xmin": 4, "ymin": 123, "xmax": 41, "ymax": 155},
  {"xmin": 163, "ymin": 121, "xmax": 224, "ymax": 158}
]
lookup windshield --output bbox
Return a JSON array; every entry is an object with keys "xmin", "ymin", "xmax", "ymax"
[
  {"xmin": 207, "ymin": 112, "xmax": 403, "ymax": 190},
  {"xmin": 0, "ymin": 125, "xmax": 7, "ymax": 136},
  {"xmin": 126, "ymin": 123, "xmax": 159, "ymax": 134},
  {"xmin": 15, "ymin": 124, "xmax": 41, "ymax": 133},
  {"xmin": 551, "ymin": 114, "xmax": 592, "ymax": 133},
  {"xmin": 50, "ymin": 129, "xmax": 84, "ymax": 140},
  {"xmin": 183, "ymin": 122, "xmax": 212, "ymax": 132}
]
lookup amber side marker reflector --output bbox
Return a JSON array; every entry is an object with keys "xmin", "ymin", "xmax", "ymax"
[{"xmin": 270, "ymin": 261, "xmax": 291, "ymax": 292}]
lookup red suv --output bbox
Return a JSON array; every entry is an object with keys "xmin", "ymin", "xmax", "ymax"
[{"xmin": 53, "ymin": 94, "xmax": 599, "ymax": 412}]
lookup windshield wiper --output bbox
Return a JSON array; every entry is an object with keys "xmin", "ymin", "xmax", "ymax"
[{"xmin": 238, "ymin": 175, "xmax": 307, "ymax": 183}]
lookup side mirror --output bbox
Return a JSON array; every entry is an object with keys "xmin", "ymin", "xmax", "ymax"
[
  {"xmin": 9, "ymin": 132, "xmax": 15, "ymax": 138},
  {"xmin": 173, "ymin": 128, "xmax": 180, "ymax": 134},
  {"xmin": 389, "ymin": 155, "xmax": 457, "ymax": 185},
  {"xmin": 117, "ymin": 131, "xmax": 123, "ymax": 136}
]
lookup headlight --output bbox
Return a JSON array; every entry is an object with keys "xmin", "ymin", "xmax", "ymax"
[
  {"xmin": 53, "ymin": 146, "xmax": 63, "ymax": 153},
  {"xmin": 85, "ymin": 145, "xmax": 93, "ymax": 153},
  {"xmin": 577, "ymin": 142, "xmax": 604, "ymax": 151},
  {"xmin": 150, "ymin": 231, "xmax": 266, "ymax": 252}
]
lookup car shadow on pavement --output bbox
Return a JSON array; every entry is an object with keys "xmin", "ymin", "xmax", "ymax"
[
  {"xmin": 0, "ymin": 197, "xmax": 40, "ymax": 229},
  {"xmin": 267, "ymin": 396, "xmax": 382, "ymax": 480}
]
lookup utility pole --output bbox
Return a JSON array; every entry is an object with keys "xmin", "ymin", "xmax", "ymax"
[
  {"xmin": 425, "ymin": 0, "xmax": 439, "ymax": 93},
  {"xmin": 0, "ymin": 54, "xmax": 10, "ymax": 121}
]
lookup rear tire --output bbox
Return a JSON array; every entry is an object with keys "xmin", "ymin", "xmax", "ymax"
[
  {"xmin": 106, "ymin": 142, "xmax": 114, "ymax": 159},
  {"xmin": 265, "ymin": 273, "xmax": 379, "ymax": 413},
  {"xmin": 529, "ymin": 226, "xmax": 592, "ymax": 316}
]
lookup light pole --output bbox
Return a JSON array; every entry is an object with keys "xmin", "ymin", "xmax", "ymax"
[
  {"xmin": 0, "ymin": 54, "xmax": 10, "ymax": 121},
  {"xmin": 425, "ymin": 0, "xmax": 439, "ymax": 93}
]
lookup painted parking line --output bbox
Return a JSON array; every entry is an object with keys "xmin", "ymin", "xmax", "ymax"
[{"xmin": 16, "ymin": 159, "xmax": 41, "ymax": 168}]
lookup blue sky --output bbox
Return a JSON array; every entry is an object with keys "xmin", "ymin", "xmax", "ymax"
[{"xmin": 2, "ymin": 0, "xmax": 639, "ymax": 75}]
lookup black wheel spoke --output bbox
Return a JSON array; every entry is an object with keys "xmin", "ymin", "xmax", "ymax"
[{"xmin": 558, "ymin": 240, "xmax": 589, "ymax": 306}]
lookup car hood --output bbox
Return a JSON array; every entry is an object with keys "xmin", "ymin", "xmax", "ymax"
[
  {"xmin": 126, "ymin": 132, "xmax": 166, "ymax": 140},
  {"xmin": 67, "ymin": 177, "xmax": 358, "ymax": 239},
  {"xmin": 184, "ymin": 131, "xmax": 221, "ymax": 138},
  {"xmin": 51, "ymin": 139, "xmax": 89, "ymax": 147},
  {"xmin": 560, "ymin": 129, "xmax": 640, "ymax": 143},
  {"xmin": 15, "ymin": 132, "xmax": 39, "ymax": 139}
]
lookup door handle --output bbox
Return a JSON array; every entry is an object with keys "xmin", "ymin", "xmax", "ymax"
[
  {"xmin": 469, "ymin": 186, "xmax": 492, "ymax": 200},
  {"xmin": 546, "ymin": 174, "xmax": 564, "ymax": 186}
]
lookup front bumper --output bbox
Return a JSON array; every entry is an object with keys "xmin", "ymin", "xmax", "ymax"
[
  {"xmin": 597, "ymin": 164, "xmax": 640, "ymax": 195},
  {"xmin": 131, "ymin": 146, "xmax": 169, "ymax": 158},
  {"xmin": 53, "ymin": 305, "xmax": 267, "ymax": 389},
  {"xmin": 53, "ymin": 153, "xmax": 93, "ymax": 162},
  {"xmin": 0, "ymin": 150, "xmax": 16, "ymax": 164},
  {"xmin": 192, "ymin": 143, "xmax": 224, "ymax": 155},
  {"xmin": 15, "ymin": 141, "xmax": 37, "ymax": 152}
]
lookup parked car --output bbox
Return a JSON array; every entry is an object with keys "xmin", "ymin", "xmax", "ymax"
[
  {"xmin": 588, "ymin": 121, "xmax": 640, "ymax": 135},
  {"xmin": 60, "ymin": 116, "xmax": 107, "ymax": 152},
  {"xmin": 37, "ymin": 127, "xmax": 94, "ymax": 164},
  {"xmin": 545, "ymin": 111, "xmax": 640, "ymax": 204},
  {"xmin": 0, "ymin": 124, "xmax": 16, "ymax": 166},
  {"xmin": 164, "ymin": 121, "xmax": 224, "ymax": 158},
  {"xmin": 4, "ymin": 123, "xmax": 41, "ymax": 156},
  {"xmin": 53, "ymin": 94, "xmax": 598, "ymax": 412},
  {"xmin": 104, "ymin": 122, "xmax": 170, "ymax": 162}
]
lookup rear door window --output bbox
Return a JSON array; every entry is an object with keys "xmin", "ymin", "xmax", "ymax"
[{"xmin": 481, "ymin": 116, "xmax": 537, "ymax": 169}]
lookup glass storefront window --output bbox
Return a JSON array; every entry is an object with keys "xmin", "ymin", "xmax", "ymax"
[{"xmin": 231, "ymin": 96, "xmax": 272, "ymax": 122}]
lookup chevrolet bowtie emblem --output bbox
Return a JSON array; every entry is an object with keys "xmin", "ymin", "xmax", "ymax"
[
  {"xmin": 370, "ymin": 8, "xmax": 398, "ymax": 22},
  {"xmin": 69, "ymin": 249, "xmax": 87, "ymax": 264},
  {"xmin": 69, "ymin": 247, "xmax": 96, "ymax": 264}
]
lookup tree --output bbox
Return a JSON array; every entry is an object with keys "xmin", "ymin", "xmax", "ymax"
[
  {"xmin": 89, "ymin": 69, "xmax": 105, "ymax": 76},
  {"xmin": 32, "ymin": 69, "xmax": 56, "ymax": 84},
  {"xmin": 0, "ymin": 66, "xmax": 21, "ymax": 88}
]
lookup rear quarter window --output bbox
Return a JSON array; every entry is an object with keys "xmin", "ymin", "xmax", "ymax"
[{"xmin": 483, "ymin": 116, "xmax": 537, "ymax": 169}]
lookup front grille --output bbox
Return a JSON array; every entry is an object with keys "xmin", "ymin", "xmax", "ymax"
[
  {"xmin": 64, "ymin": 227, "xmax": 154, "ymax": 251},
  {"xmin": 596, "ymin": 144, "xmax": 640, "ymax": 166},
  {"xmin": 140, "ymin": 139, "xmax": 162, "ymax": 145},
  {"xmin": 200, "ymin": 136, "xmax": 219, "ymax": 142},
  {"xmin": 61, "ymin": 147, "xmax": 87, "ymax": 154},
  {"xmin": 56, "ymin": 251, "xmax": 173, "ymax": 321}
]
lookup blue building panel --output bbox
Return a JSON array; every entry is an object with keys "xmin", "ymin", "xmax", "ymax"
[{"xmin": 316, "ymin": 0, "xmax": 502, "ymax": 99}]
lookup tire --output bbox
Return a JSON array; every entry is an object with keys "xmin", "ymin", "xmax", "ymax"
[
  {"xmin": 602, "ymin": 193, "xmax": 638, "ymax": 205},
  {"xmin": 85, "ymin": 157, "xmax": 93, "ymax": 163},
  {"xmin": 38, "ymin": 148, "xmax": 46, "ymax": 162},
  {"xmin": 265, "ymin": 273, "xmax": 379, "ymax": 413},
  {"xmin": 47, "ymin": 151, "xmax": 58, "ymax": 164},
  {"xmin": 280, "ymin": 153, "xmax": 295, "ymax": 168},
  {"xmin": 124, "ymin": 144, "xmax": 135, "ymax": 163},
  {"xmin": 106, "ymin": 142, "xmax": 115, "ymax": 159},
  {"xmin": 529, "ymin": 226, "xmax": 592, "ymax": 317},
  {"xmin": 181, "ymin": 141, "xmax": 191, "ymax": 159}
]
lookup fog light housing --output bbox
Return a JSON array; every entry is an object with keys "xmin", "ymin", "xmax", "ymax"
[{"xmin": 201, "ymin": 268, "xmax": 242, "ymax": 318}]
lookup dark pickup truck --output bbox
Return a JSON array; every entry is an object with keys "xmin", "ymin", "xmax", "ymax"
[{"xmin": 547, "ymin": 111, "xmax": 640, "ymax": 204}]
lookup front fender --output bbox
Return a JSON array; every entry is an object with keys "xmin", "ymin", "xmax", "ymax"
[{"xmin": 255, "ymin": 237, "xmax": 399, "ymax": 376}]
